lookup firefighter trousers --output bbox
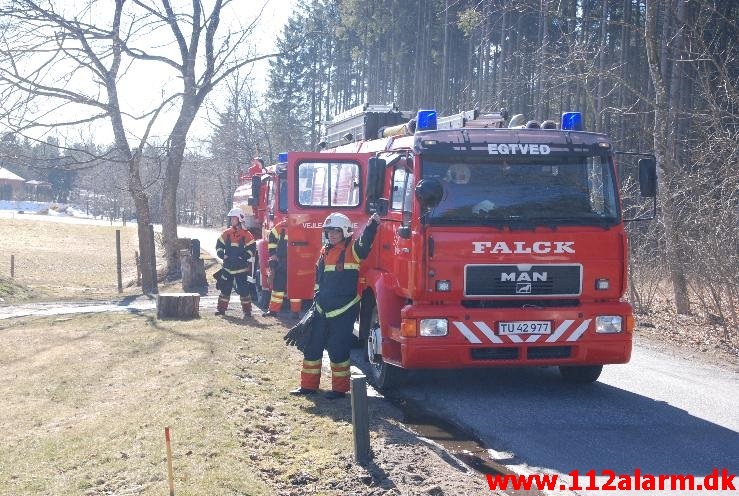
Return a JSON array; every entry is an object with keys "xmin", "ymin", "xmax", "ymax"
[
  {"xmin": 300, "ymin": 303, "xmax": 358, "ymax": 393},
  {"xmin": 217, "ymin": 271, "xmax": 253, "ymax": 314}
]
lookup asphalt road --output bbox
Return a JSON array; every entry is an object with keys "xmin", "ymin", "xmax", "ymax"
[{"xmin": 376, "ymin": 338, "xmax": 738, "ymax": 495}]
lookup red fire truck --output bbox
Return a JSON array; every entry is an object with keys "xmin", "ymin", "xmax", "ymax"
[{"xmin": 255, "ymin": 104, "xmax": 657, "ymax": 388}]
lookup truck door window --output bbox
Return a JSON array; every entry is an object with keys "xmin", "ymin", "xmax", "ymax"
[
  {"xmin": 278, "ymin": 177, "xmax": 288, "ymax": 213},
  {"xmin": 391, "ymin": 167, "xmax": 408, "ymax": 210},
  {"xmin": 297, "ymin": 161, "xmax": 361, "ymax": 207},
  {"xmin": 402, "ymin": 172, "xmax": 414, "ymax": 223}
]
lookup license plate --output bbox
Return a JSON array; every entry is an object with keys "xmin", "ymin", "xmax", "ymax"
[{"xmin": 498, "ymin": 321, "xmax": 552, "ymax": 335}]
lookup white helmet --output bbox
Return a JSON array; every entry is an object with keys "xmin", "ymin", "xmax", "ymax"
[
  {"xmin": 446, "ymin": 164, "xmax": 471, "ymax": 184},
  {"xmin": 227, "ymin": 207, "xmax": 247, "ymax": 224},
  {"xmin": 323, "ymin": 212, "xmax": 353, "ymax": 238}
]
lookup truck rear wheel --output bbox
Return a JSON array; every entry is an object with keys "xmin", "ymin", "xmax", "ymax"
[
  {"xmin": 363, "ymin": 299, "xmax": 403, "ymax": 390},
  {"xmin": 558, "ymin": 365, "xmax": 603, "ymax": 384}
]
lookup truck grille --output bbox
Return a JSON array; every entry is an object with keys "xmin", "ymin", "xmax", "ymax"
[{"xmin": 465, "ymin": 264, "xmax": 582, "ymax": 297}]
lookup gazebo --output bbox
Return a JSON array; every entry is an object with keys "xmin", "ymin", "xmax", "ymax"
[
  {"xmin": 25, "ymin": 179, "xmax": 53, "ymax": 201},
  {"xmin": 0, "ymin": 167, "xmax": 25, "ymax": 201}
]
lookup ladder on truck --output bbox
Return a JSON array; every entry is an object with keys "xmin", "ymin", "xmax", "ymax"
[
  {"xmin": 323, "ymin": 105, "xmax": 509, "ymax": 147},
  {"xmin": 436, "ymin": 109, "xmax": 508, "ymax": 130}
]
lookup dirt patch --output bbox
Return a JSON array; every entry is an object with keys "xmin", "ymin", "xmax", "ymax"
[
  {"xmin": 233, "ymin": 349, "xmax": 492, "ymax": 496},
  {"xmin": 632, "ymin": 291, "xmax": 738, "ymax": 367}
]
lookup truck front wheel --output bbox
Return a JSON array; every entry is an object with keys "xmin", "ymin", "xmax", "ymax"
[
  {"xmin": 558, "ymin": 365, "xmax": 603, "ymax": 384},
  {"xmin": 363, "ymin": 299, "xmax": 403, "ymax": 390}
]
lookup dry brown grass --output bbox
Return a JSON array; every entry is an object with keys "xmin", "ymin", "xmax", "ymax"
[
  {"xmin": 0, "ymin": 310, "xmax": 490, "ymax": 496},
  {"xmin": 0, "ymin": 218, "xmax": 143, "ymax": 300},
  {"xmin": 0, "ymin": 312, "xmax": 273, "ymax": 495}
]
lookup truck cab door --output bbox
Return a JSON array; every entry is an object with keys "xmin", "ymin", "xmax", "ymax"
[{"xmin": 286, "ymin": 152, "xmax": 375, "ymax": 301}]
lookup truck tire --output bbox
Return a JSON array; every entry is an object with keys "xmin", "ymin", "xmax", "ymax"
[
  {"xmin": 362, "ymin": 297, "xmax": 404, "ymax": 390},
  {"xmin": 558, "ymin": 365, "xmax": 603, "ymax": 384}
]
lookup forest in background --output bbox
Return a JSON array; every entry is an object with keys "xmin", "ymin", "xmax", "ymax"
[{"xmin": 0, "ymin": 0, "xmax": 736, "ymax": 332}]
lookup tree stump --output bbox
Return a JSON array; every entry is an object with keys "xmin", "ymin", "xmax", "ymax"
[
  {"xmin": 180, "ymin": 250, "xmax": 208, "ymax": 294},
  {"xmin": 157, "ymin": 293, "xmax": 200, "ymax": 320}
]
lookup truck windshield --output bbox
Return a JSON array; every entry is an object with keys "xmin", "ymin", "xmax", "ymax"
[{"xmin": 422, "ymin": 155, "xmax": 619, "ymax": 227}]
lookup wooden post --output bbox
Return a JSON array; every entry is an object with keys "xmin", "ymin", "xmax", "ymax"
[
  {"xmin": 164, "ymin": 426, "xmax": 175, "ymax": 496},
  {"xmin": 350, "ymin": 373, "xmax": 371, "ymax": 465},
  {"xmin": 135, "ymin": 250, "xmax": 141, "ymax": 286},
  {"xmin": 116, "ymin": 230, "xmax": 123, "ymax": 293},
  {"xmin": 148, "ymin": 224, "xmax": 158, "ymax": 294},
  {"xmin": 10, "ymin": 254, "xmax": 15, "ymax": 278}
]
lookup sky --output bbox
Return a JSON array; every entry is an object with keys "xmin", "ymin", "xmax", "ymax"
[{"xmin": 2, "ymin": 0, "xmax": 298, "ymax": 153}]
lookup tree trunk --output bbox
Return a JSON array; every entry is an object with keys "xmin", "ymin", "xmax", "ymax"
[
  {"xmin": 644, "ymin": 0, "xmax": 691, "ymax": 314},
  {"xmin": 162, "ymin": 109, "xmax": 197, "ymax": 281}
]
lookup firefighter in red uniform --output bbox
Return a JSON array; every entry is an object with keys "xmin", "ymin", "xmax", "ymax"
[
  {"xmin": 262, "ymin": 219, "xmax": 301, "ymax": 318},
  {"xmin": 215, "ymin": 207, "xmax": 256, "ymax": 320},
  {"xmin": 291, "ymin": 212, "xmax": 380, "ymax": 399}
]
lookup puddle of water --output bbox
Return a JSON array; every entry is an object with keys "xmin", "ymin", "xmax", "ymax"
[
  {"xmin": 387, "ymin": 394, "xmax": 546, "ymax": 496},
  {"xmin": 391, "ymin": 395, "xmax": 505, "ymax": 474}
]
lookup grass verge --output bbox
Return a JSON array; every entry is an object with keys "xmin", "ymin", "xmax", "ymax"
[{"xmin": 0, "ymin": 219, "xmax": 142, "ymax": 301}]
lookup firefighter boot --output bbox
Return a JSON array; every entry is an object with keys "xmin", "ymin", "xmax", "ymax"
[
  {"xmin": 241, "ymin": 295, "xmax": 253, "ymax": 320},
  {"xmin": 289, "ymin": 387, "xmax": 317, "ymax": 396},
  {"xmin": 215, "ymin": 295, "xmax": 229, "ymax": 315},
  {"xmin": 289, "ymin": 299, "xmax": 302, "ymax": 319}
]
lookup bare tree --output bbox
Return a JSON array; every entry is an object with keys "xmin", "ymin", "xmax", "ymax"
[
  {"xmin": 644, "ymin": 0, "xmax": 691, "ymax": 314},
  {"xmin": 0, "ymin": 0, "xmax": 278, "ymax": 285}
]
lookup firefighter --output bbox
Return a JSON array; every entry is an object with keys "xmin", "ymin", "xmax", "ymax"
[
  {"xmin": 215, "ymin": 207, "xmax": 256, "ymax": 320},
  {"xmin": 290, "ymin": 212, "xmax": 381, "ymax": 399},
  {"xmin": 445, "ymin": 163, "xmax": 472, "ymax": 184},
  {"xmin": 262, "ymin": 219, "xmax": 301, "ymax": 318}
]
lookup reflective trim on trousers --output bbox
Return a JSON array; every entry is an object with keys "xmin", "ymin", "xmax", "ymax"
[
  {"xmin": 269, "ymin": 290, "xmax": 285, "ymax": 312},
  {"xmin": 316, "ymin": 295, "xmax": 360, "ymax": 318},
  {"xmin": 331, "ymin": 360, "xmax": 351, "ymax": 393},
  {"xmin": 300, "ymin": 359, "xmax": 322, "ymax": 390}
]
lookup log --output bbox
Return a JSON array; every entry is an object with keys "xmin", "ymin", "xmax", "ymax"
[{"xmin": 157, "ymin": 293, "xmax": 201, "ymax": 320}]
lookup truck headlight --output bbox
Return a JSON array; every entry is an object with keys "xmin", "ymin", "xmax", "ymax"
[
  {"xmin": 595, "ymin": 316, "xmax": 623, "ymax": 333},
  {"xmin": 419, "ymin": 319, "xmax": 448, "ymax": 336},
  {"xmin": 435, "ymin": 280, "xmax": 451, "ymax": 291}
]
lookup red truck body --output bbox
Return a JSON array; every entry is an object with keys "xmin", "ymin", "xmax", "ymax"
[{"xmin": 242, "ymin": 107, "xmax": 655, "ymax": 387}]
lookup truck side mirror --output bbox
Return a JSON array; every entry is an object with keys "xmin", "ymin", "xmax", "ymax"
[
  {"xmin": 367, "ymin": 197, "xmax": 389, "ymax": 216},
  {"xmin": 249, "ymin": 175, "xmax": 262, "ymax": 206},
  {"xmin": 638, "ymin": 157, "xmax": 657, "ymax": 197},
  {"xmin": 415, "ymin": 178, "xmax": 443, "ymax": 210},
  {"xmin": 366, "ymin": 157, "xmax": 387, "ymax": 212}
]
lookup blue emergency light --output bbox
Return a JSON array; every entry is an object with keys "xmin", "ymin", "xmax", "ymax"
[
  {"xmin": 416, "ymin": 109, "xmax": 437, "ymax": 131},
  {"xmin": 277, "ymin": 152, "xmax": 288, "ymax": 163},
  {"xmin": 561, "ymin": 112, "xmax": 584, "ymax": 131}
]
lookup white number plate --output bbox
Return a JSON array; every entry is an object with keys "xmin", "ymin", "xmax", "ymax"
[{"xmin": 498, "ymin": 321, "xmax": 552, "ymax": 335}]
